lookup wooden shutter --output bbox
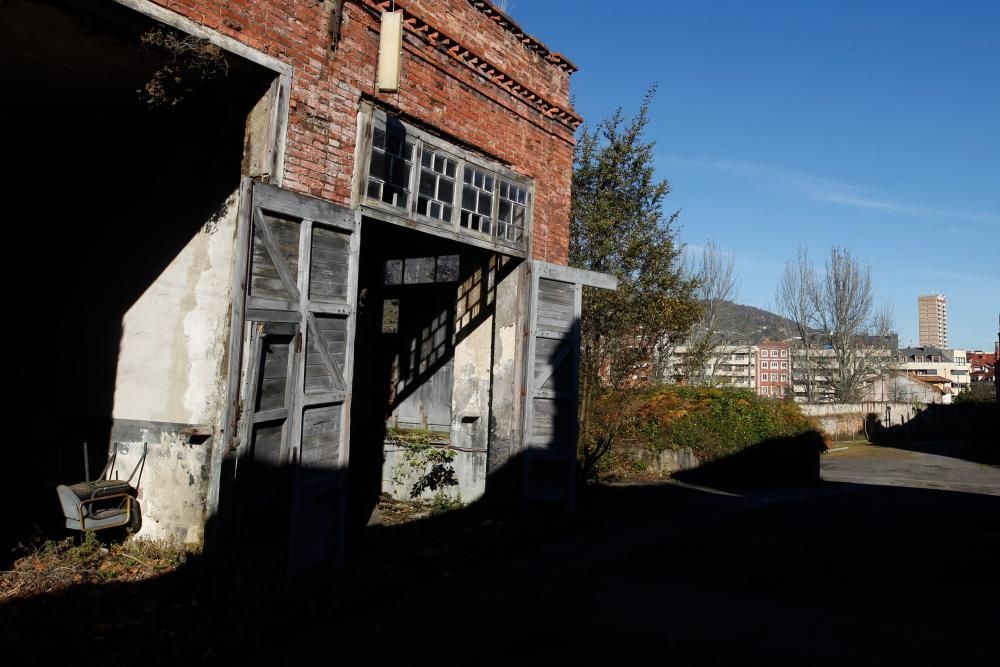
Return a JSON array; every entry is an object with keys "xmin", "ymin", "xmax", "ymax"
[
  {"xmin": 241, "ymin": 181, "xmax": 359, "ymax": 575},
  {"xmin": 521, "ymin": 261, "xmax": 615, "ymax": 509}
]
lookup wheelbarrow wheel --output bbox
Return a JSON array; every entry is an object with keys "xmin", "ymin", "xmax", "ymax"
[{"xmin": 128, "ymin": 499, "xmax": 142, "ymax": 534}]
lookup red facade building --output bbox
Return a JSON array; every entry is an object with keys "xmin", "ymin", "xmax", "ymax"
[{"xmin": 757, "ymin": 338, "xmax": 792, "ymax": 398}]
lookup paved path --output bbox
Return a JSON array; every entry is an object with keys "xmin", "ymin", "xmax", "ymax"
[
  {"xmin": 822, "ymin": 441, "xmax": 1000, "ymax": 495},
  {"xmin": 272, "ymin": 444, "xmax": 999, "ymax": 665}
]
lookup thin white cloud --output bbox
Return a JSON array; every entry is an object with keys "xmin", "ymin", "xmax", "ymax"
[
  {"xmin": 659, "ymin": 155, "xmax": 1000, "ymax": 226},
  {"xmin": 921, "ymin": 270, "xmax": 1000, "ymax": 286}
]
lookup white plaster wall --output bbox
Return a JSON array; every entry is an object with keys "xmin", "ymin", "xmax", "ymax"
[
  {"xmin": 451, "ymin": 311, "xmax": 494, "ymax": 452},
  {"xmin": 109, "ymin": 189, "xmax": 240, "ymax": 544},
  {"xmin": 112, "ymin": 189, "xmax": 239, "ymax": 427},
  {"xmin": 109, "ymin": 436, "xmax": 210, "ymax": 543},
  {"xmin": 381, "ymin": 445, "xmax": 487, "ymax": 504}
]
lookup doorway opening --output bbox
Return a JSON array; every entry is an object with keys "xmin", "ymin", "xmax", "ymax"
[
  {"xmin": 2, "ymin": 0, "xmax": 278, "ymax": 551},
  {"xmin": 347, "ymin": 220, "xmax": 520, "ymax": 545}
]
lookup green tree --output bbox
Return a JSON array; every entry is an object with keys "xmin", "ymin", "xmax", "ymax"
[{"xmin": 571, "ymin": 88, "xmax": 701, "ymax": 474}]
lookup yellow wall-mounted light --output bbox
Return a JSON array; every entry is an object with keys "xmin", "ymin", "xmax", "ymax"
[{"xmin": 377, "ymin": 11, "xmax": 403, "ymax": 92}]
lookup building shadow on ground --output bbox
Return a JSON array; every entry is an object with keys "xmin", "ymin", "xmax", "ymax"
[
  {"xmin": 869, "ymin": 402, "xmax": 999, "ymax": 466},
  {"xmin": 3, "ymin": 438, "xmax": 998, "ymax": 665}
]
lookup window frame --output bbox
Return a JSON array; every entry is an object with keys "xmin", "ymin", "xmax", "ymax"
[{"xmin": 358, "ymin": 106, "xmax": 535, "ymax": 256}]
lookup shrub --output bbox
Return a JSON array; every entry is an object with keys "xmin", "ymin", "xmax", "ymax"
[{"xmin": 585, "ymin": 385, "xmax": 818, "ymax": 480}]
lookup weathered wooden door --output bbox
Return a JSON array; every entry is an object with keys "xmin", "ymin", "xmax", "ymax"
[
  {"xmin": 521, "ymin": 261, "xmax": 615, "ymax": 509},
  {"xmin": 239, "ymin": 181, "xmax": 359, "ymax": 574}
]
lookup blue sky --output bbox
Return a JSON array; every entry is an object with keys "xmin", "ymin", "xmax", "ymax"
[{"xmin": 509, "ymin": 0, "xmax": 999, "ymax": 350}]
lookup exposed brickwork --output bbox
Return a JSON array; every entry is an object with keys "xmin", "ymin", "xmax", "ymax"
[{"xmin": 154, "ymin": 0, "xmax": 576, "ymax": 263}]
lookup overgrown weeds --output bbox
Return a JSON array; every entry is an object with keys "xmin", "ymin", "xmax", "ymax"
[{"xmin": 1, "ymin": 532, "xmax": 197, "ymax": 602}]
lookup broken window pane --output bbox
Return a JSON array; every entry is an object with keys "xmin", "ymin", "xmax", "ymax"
[
  {"xmin": 461, "ymin": 165, "xmax": 496, "ymax": 235},
  {"xmin": 365, "ymin": 111, "xmax": 531, "ymax": 247},
  {"xmin": 366, "ymin": 121, "xmax": 413, "ymax": 210},
  {"xmin": 416, "ymin": 146, "xmax": 458, "ymax": 223},
  {"xmin": 496, "ymin": 179, "xmax": 528, "ymax": 242}
]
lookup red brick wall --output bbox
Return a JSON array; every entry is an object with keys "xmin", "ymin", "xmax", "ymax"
[{"xmin": 154, "ymin": 0, "xmax": 577, "ymax": 263}]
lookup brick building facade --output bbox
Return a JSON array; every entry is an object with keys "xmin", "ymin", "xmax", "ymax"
[
  {"xmin": 5, "ymin": 0, "xmax": 608, "ymax": 571},
  {"xmin": 149, "ymin": 0, "xmax": 579, "ymax": 263}
]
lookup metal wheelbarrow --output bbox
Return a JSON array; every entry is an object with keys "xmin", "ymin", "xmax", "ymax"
[{"xmin": 56, "ymin": 442, "xmax": 147, "ymax": 533}]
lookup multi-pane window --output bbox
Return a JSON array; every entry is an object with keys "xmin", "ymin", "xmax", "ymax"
[
  {"xmin": 781, "ymin": 361, "xmax": 788, "ymax": 369},
  {"xmin": 362, "ymin": 109, "xmax": 532, "ymax": 250},
  {"xmin": 367, "ymin": 124, "xmax": 414, "ymax": 210},
  {"xmin": 417, "ymin": 146, "xmax": 457, "ymax": 222},
  {"xmin": 781, "ymin": 374, "xmax": 787, "ymax": 382},
  {"xmin": 461, "ymin": 166, "xmax": 495, "ymax": 235},
  {"xmin": 496, "ymin": 180, "xmax": 528, "ymax": 242},
  {"xmin": 780, "ymin": 349, "xmax": 788, "ymax": 357}
]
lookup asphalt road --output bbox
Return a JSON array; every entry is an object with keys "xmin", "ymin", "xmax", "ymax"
[{"xmin": 274, "ymin": 443, "xmax": 999, "ymax": 665}]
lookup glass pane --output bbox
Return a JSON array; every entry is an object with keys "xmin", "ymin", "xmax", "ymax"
[
  {"xmin": 416, "ymin": 196, "xmax": 429, "ymax": 216},
  {"xmin": 462, "ymin": 187, "xmax": 476, "ymax": 211},
  {"xmin": 390, "ymin": 160, "xmax": 410, "ymax": 187},
  {"xmin": 478, "ymin": 193, "xmax": 492, "ymax": 215},
  {"xmin": 368, "ymin": 150, "xmax": 386, "ymax": 178},
  {"xmin": 419, "ymin": 171, "xmax": 435, "ymax": 197},
  {"xmin": 438, "ymin": 178, "xmax": 454, "ymax": 203}
]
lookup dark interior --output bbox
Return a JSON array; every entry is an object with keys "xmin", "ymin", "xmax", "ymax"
[
  {"xmin": 346, "ymin": 221, "xmax": 507, "ymax": 546},
  {"xmin": 1, "ymin": 0, "xmax": 273, "ymax": 550}
]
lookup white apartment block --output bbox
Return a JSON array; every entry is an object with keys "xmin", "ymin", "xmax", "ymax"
[
  {"xmin": 897, "ymin": 346, "xmax": 970, "ymax": 401},
  {"xmin": 661, "ymin": 344, "xmax": 758, "ymax": 389}
]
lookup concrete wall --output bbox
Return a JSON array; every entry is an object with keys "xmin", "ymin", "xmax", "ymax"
[
  {"xmin": 800, "ymin": 402, "xmax": 919, "ymax": 441},
  {"xmin": 382, "ymin": 445, "xmax": 487, "ymax": 503},
  {"xmin": 107, "ymin": 426, "xmax": 212, "ymax": 543},
  {"xmin": 109, "ymin": 189, "xmax": 240, "ymax": 542}
]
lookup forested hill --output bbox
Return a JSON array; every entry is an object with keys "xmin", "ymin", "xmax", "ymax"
[{"xmin": 713, "ymin": 300, "xmax": 799, "ymax": 344}]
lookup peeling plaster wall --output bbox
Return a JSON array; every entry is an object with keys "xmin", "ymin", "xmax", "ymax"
[
  {"xmin": 109, "ymin": 189, "xmax": 240, "ymax": 542},
  {"xmin": 452, "ymin": 311, "xmax": 493, "ymax": 453},
  {"xmin": 108, "ymin": 427, "xmax": 211, "ymax": 543},
  {"xmin": 486, "ymin": 263, "xmax": 524, "ymax": 475}
]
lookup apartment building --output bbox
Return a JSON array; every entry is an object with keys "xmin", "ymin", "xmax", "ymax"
[
  {"xmin": 918, "ymin": 294, "xmax": 949, "ymax": 348},
  {"xmin": 661, "ymin": 344, "xmax": 757, "ymax": 389},
  {"xmin": 757, "ymin": 338, "xmax": 792, "ymax": 398},
  {"xmin": 897, "ymin": 346, "xmax": 970, "ymax": 401}
]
